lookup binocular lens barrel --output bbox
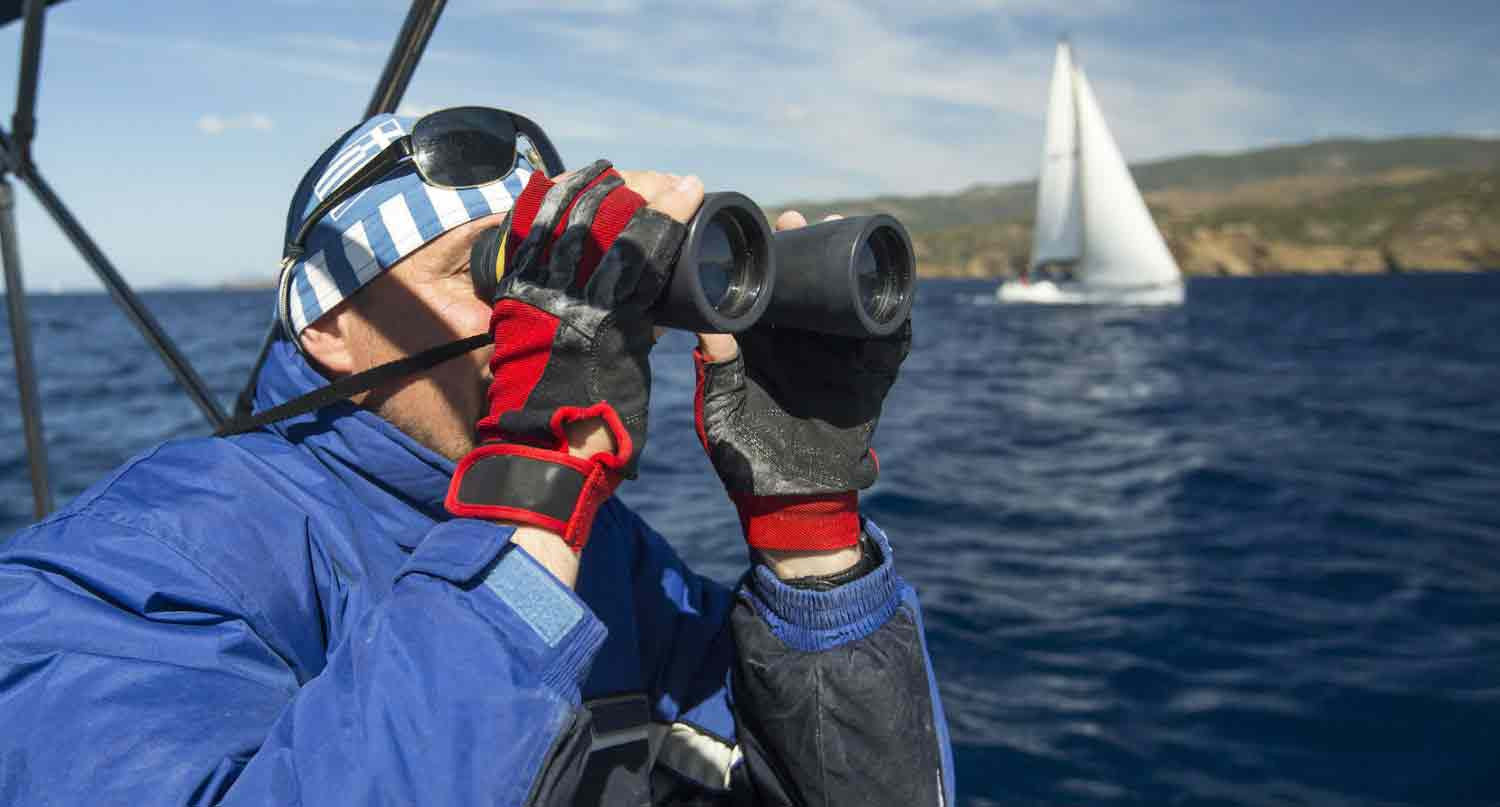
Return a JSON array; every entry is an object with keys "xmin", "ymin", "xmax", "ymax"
[
  {"xmin": 655, "ymin": 192, "xmax": 775, "ymax": 333},
  {"xmin": 760, "ymin": 214, "xmax": 915, "ymax": 338},
  {"xmin": 470, "ymin": 194, "xmax": 914, "ymax": 338},
  {"xmin": 468, "ymin": 192, "xmax": 776, "ymax": 334}
]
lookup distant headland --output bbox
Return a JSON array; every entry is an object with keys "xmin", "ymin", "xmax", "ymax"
[{"xmin": 774, "ymin": 136, "xmax": 1500, "ymax": 278}]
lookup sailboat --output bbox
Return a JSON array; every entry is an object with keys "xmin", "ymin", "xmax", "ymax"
[{"xmin": 997, "ymin": 39, "xmax": 1184, "ymax": 305}]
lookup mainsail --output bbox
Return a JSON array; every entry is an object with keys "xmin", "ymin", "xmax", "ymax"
[
  {"xmin": 1024, "ymin": 40, "xmax": 1182, "ymax": 291},
  {"xmin": 1029, "ymin": 40, "xmax": 1081, "ymax": 268}
]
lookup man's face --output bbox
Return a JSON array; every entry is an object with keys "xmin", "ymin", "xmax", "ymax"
[{"xmin": 304, "ymin": 214, "xmax": 504, "ymax": 461}]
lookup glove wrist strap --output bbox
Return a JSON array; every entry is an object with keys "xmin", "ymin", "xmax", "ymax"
[
  {"xmin": 729, "ymin": 491, "xmax": 861, "ymax": 552},
  {"xmin": 446, "ymin": 443, "xmax": 620, "ymax": 554}
]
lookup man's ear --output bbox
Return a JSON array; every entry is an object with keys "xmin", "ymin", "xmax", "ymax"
[{"xmin": 298, "ymin": 304, "xmax": 358, "ymax": 378}]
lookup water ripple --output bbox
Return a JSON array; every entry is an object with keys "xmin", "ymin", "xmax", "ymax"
[{"xmin": 3, "ymin": 276, "xmax": 1500, "ymax": 804}]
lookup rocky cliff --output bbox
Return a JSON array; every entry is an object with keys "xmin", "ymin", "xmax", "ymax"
[{"xmin": 776, "ymin": 137, "xmax": 1500, "ymax": 278}]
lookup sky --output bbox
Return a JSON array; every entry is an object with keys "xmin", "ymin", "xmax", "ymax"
[{"xmin": 1, "ymin": 0, "xmax": 1497, "ymax": 291}]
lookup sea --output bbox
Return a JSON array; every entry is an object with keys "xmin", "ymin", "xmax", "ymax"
[{"xmin": 3, "ymin": 274, "xmax": 1499, "ymax": 805}]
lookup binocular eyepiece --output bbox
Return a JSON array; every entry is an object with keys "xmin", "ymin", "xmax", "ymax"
[{"xmin": 471, "ymin": 192, "xmax": 916, "ymax": 338}]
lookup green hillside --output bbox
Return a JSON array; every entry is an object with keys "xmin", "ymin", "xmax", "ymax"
[
  {"xmin": 779, "ymin": 137, "xmax": 1500, "ymax": 225},
  {"xmin": 1172, "ymin": 170, "xmax": 1500, "ymax": 247},
  {"xmin": 1129, "ymin": 137, "xmax": 1500, "ymax": 192},
  {"xmin": 774, "ymin": 184, "xmax": 1034, "ymax": 235},
  {"xmin": 775, "ymin": 136, "xmax": 1500, "ymax": 276}
]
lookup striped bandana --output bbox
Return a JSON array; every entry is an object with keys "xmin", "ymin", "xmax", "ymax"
[{"xmin": 281, "ymin": 113, "xmax": 534, "ymax": 335}]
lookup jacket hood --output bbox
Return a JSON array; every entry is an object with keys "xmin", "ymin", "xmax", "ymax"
[{"xmin": 250, "ymin": 335, "xmax": 455, "ymax": 519}]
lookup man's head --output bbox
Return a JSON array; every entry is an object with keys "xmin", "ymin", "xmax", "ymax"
[
  {"xmin": 282, "ymin": 113, "xmax": 532, "ymax": 460},
  {"xmin": 299, "ymin": 215, "xmax": 503, "ymax": 460}
]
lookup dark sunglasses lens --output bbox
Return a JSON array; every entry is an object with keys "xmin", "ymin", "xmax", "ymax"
[{"xmin": 412, "ymin": 107, "xmax": 518, "ymax": 188}]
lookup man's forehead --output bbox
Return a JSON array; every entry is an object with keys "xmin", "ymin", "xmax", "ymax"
[{"xmin": 407, "ymin": 213, "xmax": 508, "ymax": 274}]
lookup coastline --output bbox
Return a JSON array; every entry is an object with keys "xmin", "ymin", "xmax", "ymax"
[{"xmin": 917, "ymin": 260, "xmax": 1500, "ymax": 280}]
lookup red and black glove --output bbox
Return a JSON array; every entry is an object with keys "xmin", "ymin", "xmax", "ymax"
[
  {"xmin": 446, "ymin": 159, "xmax": 684, "ymax": 553},
  {"xmin": 693, "ymin": 319, "xmax": 912, "ymax": 552}
]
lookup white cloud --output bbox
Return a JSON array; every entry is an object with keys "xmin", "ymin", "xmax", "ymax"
[
  {"xmin": 52, "ymin": 3, "xmax": 1276, "ymax": 197},
  {"xmin": 277, "ymin": 33, "xmax": 388, "ymax": 55},
  {"xmin": 175, "ymin": 38, "xmax": 376, "ymax": 86},
  {"xmin": 772, "ymin": 104, "xmax": 810, "ymax": 124},
  {"xmin": 52, "ymin": 23, "xmax": 381, "ymax": 87},
  {"xmin": 197, "ymin": 113, "xmax": 275, "ymax": 136},
  {"xmin": 61, "ymin": 3, "xmax": 1496, "ymax": 205},
  {"xmin": 457, "ymin": 0, "xmax": 645, "ymax": 15},
  {"xmin": 394, "ymin": 102, "xmax": 440, "ymax": 118},
  {"xmin": 449, "ymin": 0, "xmax": 1282, "ymax": 198},
  {"xmin": 48, "ymin": 22, "xmax": 147, "ymax": 49}
]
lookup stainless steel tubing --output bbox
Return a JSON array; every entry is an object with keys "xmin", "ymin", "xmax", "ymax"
[{"xmin": 0, "ymin": 177, "xmax": 53, "ymax": 518}]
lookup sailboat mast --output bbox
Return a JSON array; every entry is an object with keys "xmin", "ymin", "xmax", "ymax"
[{"xmin": 1069, "ymin": 40, "xmax": 1085, "ymax": 274}]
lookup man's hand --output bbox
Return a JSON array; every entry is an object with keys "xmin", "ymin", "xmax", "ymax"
[
  {"xmin": 693, "ymin": 210, "xmax": 912, "ymax": 581},
  {"xmin": 549, "ymin": 170, "xmax": 705, "ymax": 459},
  {"xmin": 446, "ymin": 161, "xmax": 704, "ymax": 586}
]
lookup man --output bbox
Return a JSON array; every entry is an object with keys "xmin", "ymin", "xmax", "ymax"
[{"xmin": 0, "ymin": 111, "xmax": 953, "ymax": 805}]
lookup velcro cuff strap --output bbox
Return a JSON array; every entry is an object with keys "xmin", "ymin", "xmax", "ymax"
[
  {"xmin": 730, "ymin": 491, "xmax": 861, "ymax": 551},
  {"xmin": 446, "ymin": 443, "xmax": 620, "ymax": 553}
]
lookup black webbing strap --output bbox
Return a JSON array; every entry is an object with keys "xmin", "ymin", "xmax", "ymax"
[
  {"xmin": 215, "ymin": 333, "xmax": 492, "ymax": 437},
  {"xmin": 451, "ymin": 451, "xmax": 586, "ymax": 522}
]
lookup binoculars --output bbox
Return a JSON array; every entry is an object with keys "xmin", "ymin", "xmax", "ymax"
[{"xmin": 471, "ymin": 192, "xmax": 916, "ymax": 338}]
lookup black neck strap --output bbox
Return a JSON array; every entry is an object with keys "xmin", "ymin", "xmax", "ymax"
[{"xmin": 215, "ymin": 333, "xmax": 493, "ymax": 437}]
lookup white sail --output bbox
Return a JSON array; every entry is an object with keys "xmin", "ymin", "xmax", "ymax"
[
  {"xmin": 1072, "ymin": 66, "xmax": 1181, "ymax": 288},
  {"xmin": 1029, "ymin": 41, "xmax": 1081, "ymax": 268}
]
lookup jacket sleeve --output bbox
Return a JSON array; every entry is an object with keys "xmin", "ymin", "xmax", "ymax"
[
  {"xmin": 0, "ymin": 514, "xmax": 605, "ymax": 806},
  {"xmin": 729, "ymin": 520, "xmax": 956, "ymax": 806},
  {"xmin": 624, "ymin": 509, "xmax": 955, "ymax": 806}
]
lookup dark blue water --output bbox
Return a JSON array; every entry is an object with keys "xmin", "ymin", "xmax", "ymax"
[{"xmin": 4, "ymin": 275, "xmax": 1499, "ymax": 805}]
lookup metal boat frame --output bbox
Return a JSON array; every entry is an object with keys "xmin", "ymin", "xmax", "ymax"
[{"xmin": 2, "ymin": 0, "xmax": 449, "ymax": 520}]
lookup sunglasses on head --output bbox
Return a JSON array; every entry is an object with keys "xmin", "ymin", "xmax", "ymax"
[{"xmin": 283, "ymin": 106, "xmax": 565, "ymax": 264}]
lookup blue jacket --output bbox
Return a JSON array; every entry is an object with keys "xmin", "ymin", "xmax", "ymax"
[{"xmin": 0, "ymin": 339, "xmax": 953, "ymax": 805}]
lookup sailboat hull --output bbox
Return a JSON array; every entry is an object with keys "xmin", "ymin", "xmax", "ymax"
[
  {"xmin": 1017, "ymin": 40, "xmax": 1186, "ymax": 306},
  {"xmin": 995, "ymin": 279, "xmax": 1184, "ymax": 305}
]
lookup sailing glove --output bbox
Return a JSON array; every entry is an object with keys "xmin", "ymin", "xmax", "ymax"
[
  {"xmin": 694, "ymin": 318, "xmax": 912, "ymax": 551},
  {"xmin": 446, "ymin": 159, "xmax": 684, "ymax": 553}
]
